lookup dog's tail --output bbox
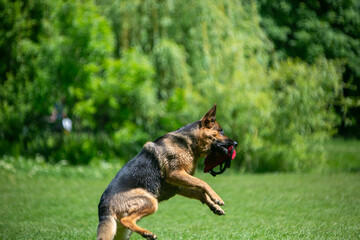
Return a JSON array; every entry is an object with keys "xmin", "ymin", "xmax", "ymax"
[
  {"xmin": 97, "ymin": 215, "xmax": 116, "ymax": 240},
  {"xmin": 97, "ymin": 193, "xmax": 117, "ymax": 240},
  {"xmin": 97, "ymin": 215, "xmax": 132, "ymax": 240}
]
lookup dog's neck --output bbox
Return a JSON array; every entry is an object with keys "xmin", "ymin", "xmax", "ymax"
[{"xmin": 171, "ymin": 121, "xmax": 204, "ymax": 159}]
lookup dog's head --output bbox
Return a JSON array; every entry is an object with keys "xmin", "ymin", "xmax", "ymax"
[{"xmin": 198, "ymin": 104, "xmax": 237, "ymax": 155}]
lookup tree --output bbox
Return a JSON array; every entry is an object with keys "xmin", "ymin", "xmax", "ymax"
[{"xmin": 257, "ymin": 0, "xmax": 360, "ymax": 137}]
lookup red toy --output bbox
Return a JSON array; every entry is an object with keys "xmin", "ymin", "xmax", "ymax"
[{"xmin": 204, "ymin": 146, "xmax": 236, "ymax": 176}]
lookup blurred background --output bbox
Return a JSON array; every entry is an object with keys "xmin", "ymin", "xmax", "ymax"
[{"xmin": 1, "ymin": 0, "xmax": 359, "ymax": 172}]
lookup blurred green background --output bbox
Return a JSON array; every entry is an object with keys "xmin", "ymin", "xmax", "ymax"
[{"xmin": 1, "ymin": 0, "xmax": 359, "ymax": 172}]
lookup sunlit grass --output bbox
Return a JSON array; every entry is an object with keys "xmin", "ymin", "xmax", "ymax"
[
  {"xmin": 1, "ymin": 170, "xmax": 359, "ymax": 239},
  {"xmin": 0, "ymin": 138, "xmax": 359, "ymax": 239},
  {"xmin": 136, "ymin": 173, "xmax": 360, "ymax": 239}
]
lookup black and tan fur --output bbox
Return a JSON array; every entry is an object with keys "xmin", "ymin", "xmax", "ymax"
[{"xmin": 97, "ymin": 105, "xmax": 237, "ymax": 240}]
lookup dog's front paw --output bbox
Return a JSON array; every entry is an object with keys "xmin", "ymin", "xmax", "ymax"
[
  {"xmin": 210, "ymin": 195, "xmax": 225, "ymax": 206},
  {"xmin": 215, "ymin": 208, "xmax": 226, "ymax": 215},
  {"xmin": 209, "ymin": 204, "xmax": 226, "ymax": 216},
  {"xmin": 214, "ymin": 199, "xmax": 225, "ymax": 206},
  {"xmin": 142, "ymin": 231, "xmax": 157, "ymax": 240}
]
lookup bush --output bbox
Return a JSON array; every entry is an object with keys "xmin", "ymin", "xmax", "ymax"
[{"xmin": 241, "ymin": 59, "xmax": 342, "ymax": 172}]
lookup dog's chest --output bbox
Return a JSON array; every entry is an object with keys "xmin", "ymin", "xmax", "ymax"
[
  {"xmin": 177, "ymin": 152, "xmax": 197, "ymax": 175},
  {"xmin": 157, "ymin": 180, "xmax": 179, "ymax": 202}
]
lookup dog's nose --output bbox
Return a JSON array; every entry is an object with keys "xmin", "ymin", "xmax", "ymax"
[{"xmin": 233, "ymin": 141, "xmax": 238, "ymax": 147}]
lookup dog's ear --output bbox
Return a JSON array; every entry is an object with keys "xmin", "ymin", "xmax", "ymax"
[{"xmin": 200, "ymin": 104, "xmax": 217, "ymax": 128}]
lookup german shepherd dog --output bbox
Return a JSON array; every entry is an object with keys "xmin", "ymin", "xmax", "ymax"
[{"xmin": 97, "ymin": 105, "xmax": 237, "ymax": 240}]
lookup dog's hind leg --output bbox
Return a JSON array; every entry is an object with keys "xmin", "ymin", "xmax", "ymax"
[
  {"xmin": 178, "ymin": 188, "xmax": 225, "ymax": 215},
  {"xmin": 118, "ymin": 192, "xmax": 158, "ymax": 240},
  {"xmin": 97, "ymin": 216, "xmax": 117, "ymax": 240}
]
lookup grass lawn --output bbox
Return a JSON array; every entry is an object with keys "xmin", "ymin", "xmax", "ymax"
[
  {"xmin": 324, "ymin": 138, "xmax": 360, "ymax": 173},
  {"xmin": 0, "ymin": 138, "xmax": 359, "ymax": 239},
  {"xmin": 1, "ymin": 169, "xmax": 359, "ymax": 239}
]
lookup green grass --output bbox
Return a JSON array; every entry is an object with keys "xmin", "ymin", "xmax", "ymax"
[
  {"xmin": 324, "ymin": 138, "xmax": 360, "ymax": 173},
  {"xmin": 1, "ymin": 169, "xmax": 359, "ymax": 239},
  {"xmin": 0, "ymin": 138, "xmax": 360, "ymax": 239}
]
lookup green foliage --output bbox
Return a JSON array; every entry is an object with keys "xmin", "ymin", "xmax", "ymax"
[
  {"xmin": 0, "ymin": 0, "xmax": 54, "ymax": 147},
  {"xmin": 324, "ymin": 138, "xmax": 360, "ymax": 173},
  {"xmin": 24, "ymin": 132, "xmax": 119, "ymax": 165},
  {"xmin": 255, "ymin": 59, "xmax": 342, "ymax": 172},
  {"xmin": 73, "ymin": 50, "xmax": 156, "ymax": 131},
  {"xmin": 257, "ymin": 0, "xmax": 360, "ymax": 137},
  {"xmin": 0, "ymin": 0, "xmax": 345, "ymax": 171}
]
